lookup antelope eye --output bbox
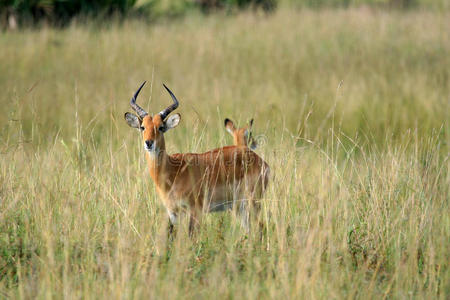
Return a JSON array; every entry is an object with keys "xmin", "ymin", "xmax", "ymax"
[
  {"xmin": 158, "ymin": 126, "xmax": 165, "ymax": 132},
  {"xmin": 140, "ymin": 126, "xmax": 145, "ymax": 131}
]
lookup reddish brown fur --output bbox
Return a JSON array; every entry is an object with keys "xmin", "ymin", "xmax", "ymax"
[
  {"xmin": 225, "ymin": 118, "xmax": 257, "ymax": 149},
  {"xmin": 140, "ymin": 115, "xmax": 269, "ymax": 232},
  {"xmin": 126, "ymin": 86, "xmax": 269, "ymax": 233}
]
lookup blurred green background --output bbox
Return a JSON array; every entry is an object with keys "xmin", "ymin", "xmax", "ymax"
[{"xmin": 1, "ymin": 0, "xmax": 449, "ymax": 29}]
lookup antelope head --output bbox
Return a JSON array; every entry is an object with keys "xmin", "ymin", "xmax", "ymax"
[
  {"xmin": 124, "ymin": 82, "xmax": 181, "ymax": 155},
  {"xmin": 224, "ymin": 118, "xmax": 257, "ymax": 150}
]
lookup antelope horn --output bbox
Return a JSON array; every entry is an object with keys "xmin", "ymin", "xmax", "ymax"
[
  {"xmin": 130, "ymin": 81, "xmax": 148, "ymax": 119},
  {"xmin": 159, "ymin": 84, "xmax": 179, "ymax": 120}
]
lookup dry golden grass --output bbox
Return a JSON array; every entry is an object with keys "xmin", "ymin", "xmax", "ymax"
[{"xmin": 0, "ymin": 8, "xmax": 449, "ymax": 299}]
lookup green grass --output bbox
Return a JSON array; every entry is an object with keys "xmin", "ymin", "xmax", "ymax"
[{"xmin": 0, "ymin": 8, "xmax": 449, "ymax": 299}]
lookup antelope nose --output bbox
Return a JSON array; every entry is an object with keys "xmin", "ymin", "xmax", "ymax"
[{"xmin": 145, "ymin": 140, "xmax": 153, "ymax": 149}]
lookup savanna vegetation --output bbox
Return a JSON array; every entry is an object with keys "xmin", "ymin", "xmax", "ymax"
[{"xmin": 0, "ymin": 6, "xmax": 449, "ymax": 299}]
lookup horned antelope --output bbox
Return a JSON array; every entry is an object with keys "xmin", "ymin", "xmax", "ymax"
[
  {"xmin": 124, "ymin": 82, "xmax": 269, "ymax": 234},
  {"xmin": 224, "ymin": 118, "xmax": 258, "ymax": 149}
]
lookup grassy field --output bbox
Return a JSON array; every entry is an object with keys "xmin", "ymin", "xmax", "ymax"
[{"xmin": 0, "ymin": 8, "xmax": 449, "ymax": 299}]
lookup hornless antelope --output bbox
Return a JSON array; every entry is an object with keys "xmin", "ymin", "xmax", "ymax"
[
  {"xmin": 124, "ymin": 82, "xmax": 269, "ymax": 234},
  {"xmin": 224, "ymin": 118, "xmax": 258, "ymax": 149}
]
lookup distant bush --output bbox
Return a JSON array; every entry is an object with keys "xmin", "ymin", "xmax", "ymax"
[
  {"xmin": 0, "ymin": 0, "xmax": 138, "ymax": 27},
  {"xmin": 2, "ymin": 0, "xmax": 278, "ymax": 28},
  {"xmin": 1, "ymin": 0, "xmax": 447, "ymax": 29},
  {"xmin": 195, "ymin": 0, "xmax": 277, "ymax": 12},
  {"xmin": 134, "ymin": 0, "xmax": 196, "ymax": 19}
]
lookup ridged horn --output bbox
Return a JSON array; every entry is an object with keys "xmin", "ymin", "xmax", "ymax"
[
  {"xmin": 159, "ymin": 84, "xmax": 179, "ymax": 120},
  {"xmin": 130, "ymin": 81, "xmax": 148, "ymax": 119}
]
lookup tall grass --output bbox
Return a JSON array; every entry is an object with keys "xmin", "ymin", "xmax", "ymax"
[{"xmin": 0, "ymin": 8, "xmax": 448, "ymax": 298}]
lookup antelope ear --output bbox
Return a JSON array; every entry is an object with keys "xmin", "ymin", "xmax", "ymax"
[
  {"xmin": 124, "ymin": 112, "xmax": 141, "ymax": 129},
  {"xmin": 164, "ymin": 113, "xmax": 181, "ymax": 130},
  {"xmin": 224, "ymin": 118, "xmax": 236, "ymax": 134}
]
